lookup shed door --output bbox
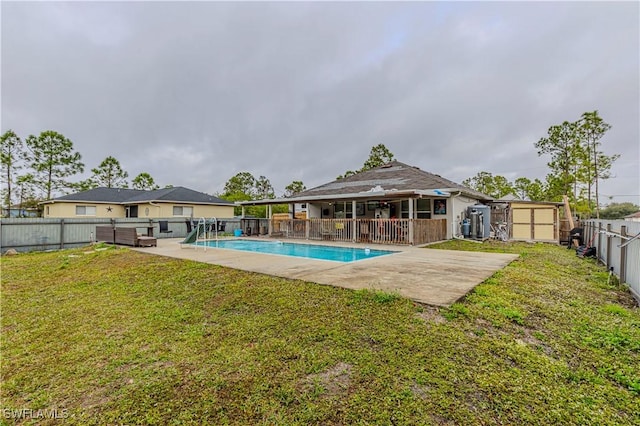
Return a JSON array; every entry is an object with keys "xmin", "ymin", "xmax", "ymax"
[
  {"xmin": 511, "ymin": 207, "xmax": 557, "ymax": 241},
  {"xmin": 512, "ymin": 209, "xmax": 532, "ymax": 240},
  {"xmin": 534, "ymin": 208, "xmax": 555, "ymax": 240}
]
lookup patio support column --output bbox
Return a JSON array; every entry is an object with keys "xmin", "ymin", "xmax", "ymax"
[
  {"xmin": 409, "ymin": 198, "xmax": 414, "ymax": 245},
  {"xmin": 352, "ymin": 200, "xmax": 357, "ymax": 242},
  {"xmin": 241, "ymin": 206, "xmax": 246, "ymax": 218},
  {"xmin": 268, "ymin": 205, "xmax": 272, "ymax": 235}
]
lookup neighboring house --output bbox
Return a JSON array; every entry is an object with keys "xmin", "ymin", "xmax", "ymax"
[
  {"xmin": 2, "ymin": 205, "xmax": 40, "ymax": 218},
  {"xmin": 624, "ymin": 211, "xmax": 640, "ymax": 222},
  {"xmin": 41, "ymin": 186, "xmax": 234, "ymax": 219},
  {"xmin": 240, "ymin": 160, "xmax": 492, "ymax": 241}
]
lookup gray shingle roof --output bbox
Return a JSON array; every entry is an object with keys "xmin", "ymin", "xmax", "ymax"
[
  {"xmin": 295, "ymin": 161, "xmax": 490, "ymax": 200},
  {"xmin": 52, "ymin": 188, "xmax": 146, "ymax": 203},
  {"xmin": 125, "ymin": 186, "xmax": 232, "ymax": 204},
  {"xmin": 50, "ymin": 186, "xmax": 232, "ymax": 205}
]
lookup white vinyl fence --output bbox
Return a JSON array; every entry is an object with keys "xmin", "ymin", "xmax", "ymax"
[
  {"xmin": 584, "ymin": 219, "xmax": 640, "ymax": 303},
  {"xmin": 0, "ymin": 217, "xmax": 242, "ymax": 253}
]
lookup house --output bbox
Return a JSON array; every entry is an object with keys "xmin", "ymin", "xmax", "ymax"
[
  {"xmin": 41, "ymin": 186, "xmax": 234, "ymax": 219},
  {"xmin": 2, "ymin": 205, "xmax": 40, "ymax": 218},
  {"xmin": 239, "ymin": 161, "xmax": 492, "ymax": 244},
  {"xmin": 624, "ymin": 211, "xmax": 640, "ymax": 222}
]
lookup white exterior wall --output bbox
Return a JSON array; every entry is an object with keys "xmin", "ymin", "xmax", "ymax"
[
  {"xmin": 308, "ymin": 203, "xmax": 322, "ymax": 219},
  {"xmin": 450, "ymin": 194, "xmax": 481, "ymax": 239}
]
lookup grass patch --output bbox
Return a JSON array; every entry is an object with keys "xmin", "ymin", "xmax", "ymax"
[
  {"xmin": 443, "ymin": 302, "xmax": 469, "ymax": 320},
  {"xmin": 2, "ymin": 241, "xmax": 639, "ymax": 424},
  {"xmin": 497, "ymin": 306, "xmax": 526, "ymax": 325},
  {"xmin": 351, "ymin": 288, "xmax": 401, "ymax": 305},
  {"xmin": 604, "ymin": 304, "xmax": 630, "ymax": 317}
]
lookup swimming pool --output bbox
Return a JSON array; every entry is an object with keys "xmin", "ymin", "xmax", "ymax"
[{"xmin": 193, "ymin": 239, "xmax": 396, "ymax": 262}]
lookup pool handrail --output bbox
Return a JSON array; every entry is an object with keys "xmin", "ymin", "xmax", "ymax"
[
  {"xmin": 195, "ymin": 217, "xmax": 206, "ymax": 251},
  {"xmin": 211, "ymin": 217, "xmax": 218, "ymax": 241}
]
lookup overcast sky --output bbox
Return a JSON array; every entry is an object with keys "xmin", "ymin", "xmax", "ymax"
[{"xmin": 2, "ymin": 1, "xmax": 638, "ymax": 204}]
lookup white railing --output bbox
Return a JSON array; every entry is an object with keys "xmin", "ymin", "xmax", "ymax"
[{"xmin": 269, "ymin": 218, "xmax": 446, "ymax": 245}]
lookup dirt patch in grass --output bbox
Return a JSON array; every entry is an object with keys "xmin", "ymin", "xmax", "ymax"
[
  {"xmin": 465, "ymin": 389, "xmax": 490, "ymax": 412},
  {"xmin": 302, "ymin": 362, "xmax": 353, "ymax": 397},
  {"xmin": 416, "ymin": 306, "xmax": 447, "ymax": 324},
  {"xmin": 79, "ymin": 387, "xmax": 113, "ymax": 410},
  {"xmin": 518, "ymin": 328, "xmax": 555, "ymax": 357},
  {"xmin": 410, "ymin": 383, "xmax": 431, "ymax": 400}
]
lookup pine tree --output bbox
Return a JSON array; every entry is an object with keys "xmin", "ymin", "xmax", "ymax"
[
  {"xmin": 1, "ymin": 130, "xmax": 27, "ymax": 214},
  {"xmin": 91, "ymin": 156, "xmax": 129, "ymax": 188},
  {"xmin": 25, "ymin": 131, "xmax": 84, "ymax": 200}
]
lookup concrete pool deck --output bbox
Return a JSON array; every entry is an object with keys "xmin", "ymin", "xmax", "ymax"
[{"xmin": 133, "ymin": 238, "xmax": 519, "ymax": 307}]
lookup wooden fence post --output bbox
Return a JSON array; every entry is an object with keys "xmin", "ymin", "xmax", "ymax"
[
  {"xmin": 583, "ymin": 221, "xmax": 588, "ymax": 247},
  {"xmin": 620, "ymin": 226, "xmax": 627, "ymax": 284}
]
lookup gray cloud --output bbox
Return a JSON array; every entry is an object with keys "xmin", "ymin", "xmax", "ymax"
[{"xmin": 2, "ymin": 2, "xmax": 638, "ymax": 202}]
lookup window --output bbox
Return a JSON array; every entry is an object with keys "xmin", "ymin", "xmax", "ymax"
[
  {"xmin": 172, "ymin": 206, "xmax": 193, "ymax": 217},
  {"xmin": 75, "ymin": 205, "xmax": 96, "ymax": 216},
  {"xmin": 333, "ymin": 202, "xmax": 353, "ymax": 218},
  {"xmin": 417, "ymin": 199, "xmax": 431, "ymax": 219},
  {"xmin": 434, "ymin": 199, "xmax": 446, "ymax": 215},
  {"xmin": 400, "ymin": 199, "xmax": 432, "ymax": 219},
  {"xmin": 401, "ymin": 200, "xmax": 409, "ymax": 218}
]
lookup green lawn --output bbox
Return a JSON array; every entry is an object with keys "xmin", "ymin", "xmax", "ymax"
[{"xmin": 1, "ymin": 241, "xmax": 638, "ymax": 425}]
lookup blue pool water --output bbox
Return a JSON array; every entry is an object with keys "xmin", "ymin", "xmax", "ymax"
[{"xmin": 193, "ymin": 239, "xmax": 396, "ymax": 263}]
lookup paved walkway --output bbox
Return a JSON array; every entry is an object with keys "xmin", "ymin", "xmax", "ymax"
[{"xmin": 133, "ymin": 238, "xmax": 519, "ymax": 307}]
